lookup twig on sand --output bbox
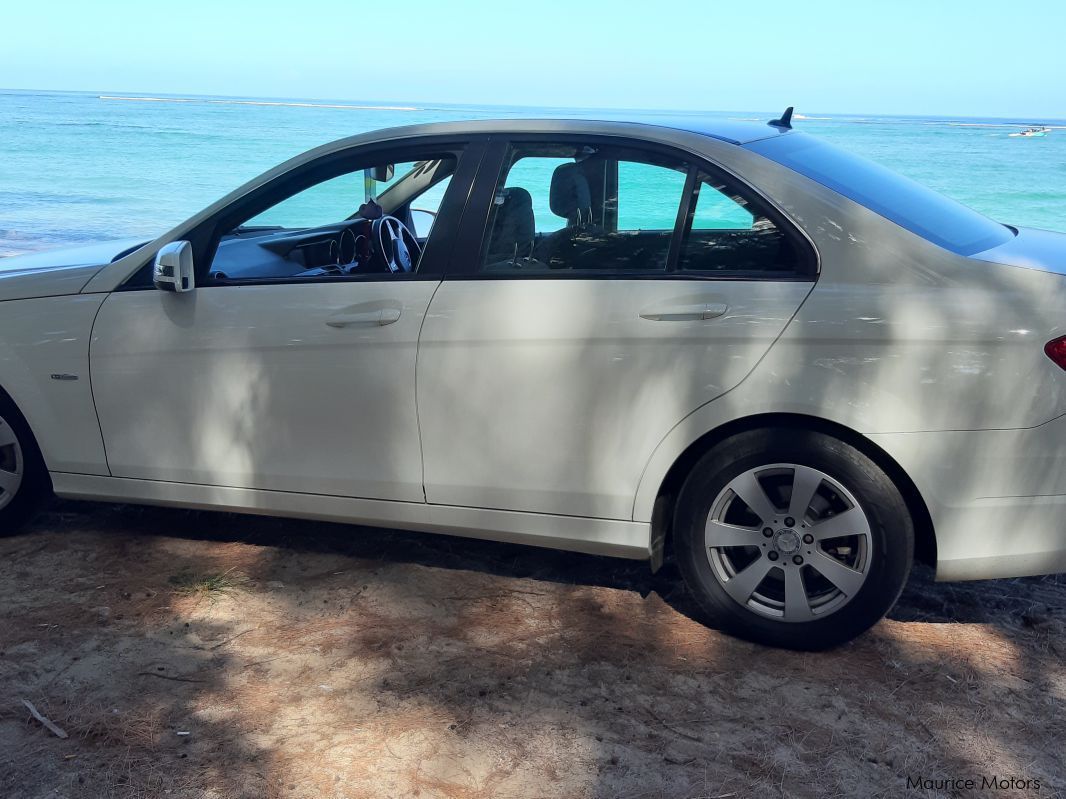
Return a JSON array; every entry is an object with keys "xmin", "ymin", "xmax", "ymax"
[
  {"xmin": 136, "ymin": 672, "xmax": 205, "ymax": 683},
  {"xmin": 209, "ymin": 627, "xmax": 258, "ymax": 650},
  {"xmin": 19, "ymin": 699, "xmax": 68, "ymax": 739},
  {"xmin": 644, "ymin": 705, "xmax": 704, "ymax": 743},
  {"xmin": 242, "ymin": 656, "xmax": 283, "ymax": 670}
]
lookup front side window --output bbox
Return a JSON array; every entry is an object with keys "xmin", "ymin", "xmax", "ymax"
[
  {"xmin": 480, "ymin": 142, "xmax": 806, "ymax": 276},
  {"xmin": 209, "ymin": 155, "xmax": 458, "ymax": 282}
]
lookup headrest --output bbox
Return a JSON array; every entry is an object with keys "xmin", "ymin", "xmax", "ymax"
[
  {"xmin": 549, "ymin": 162, "xmax": 591, "ymax": 222},
  {"xmin": 501, "ymin": 185, "xmax": 533, "ymax": 215},
  {"xmin": 486, "ymin": 187, "xmax": 535, "ymax": 262}
]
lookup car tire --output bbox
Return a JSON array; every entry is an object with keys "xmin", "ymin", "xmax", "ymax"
[
  {"xmin": 0, "ymin": 396, "xmax": 49, "ymax": 535},
  {"xmin": 675, "ymin": 427, "xmax": 913, "ymax": 650}
]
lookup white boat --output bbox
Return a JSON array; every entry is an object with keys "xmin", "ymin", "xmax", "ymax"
[{"xmin": 1009, "ymin": 126, "xmax": 1051, "ymax": 138}]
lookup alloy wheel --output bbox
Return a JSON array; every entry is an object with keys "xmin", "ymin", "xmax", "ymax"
[
  {"xmin": 704, "ymin": 463, "xmax": 872, "ymax": 621},
  {"xmin": 0, "ymin": 415, "xmax": 24, "ymax": 511}
]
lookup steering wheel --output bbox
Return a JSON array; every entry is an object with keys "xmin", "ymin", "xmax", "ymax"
[{"xmin": 371, "ymin": 215, "xmax": 422, "ymax": 273}]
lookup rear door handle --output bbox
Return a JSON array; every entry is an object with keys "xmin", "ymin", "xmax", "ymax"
[
  {"xmin": 639, "ymin": 302, "xmax": 728, "ymax": 321},
  {"xmin": 326, "ymin": 307, "xmax": 402, "ymax": 328}
]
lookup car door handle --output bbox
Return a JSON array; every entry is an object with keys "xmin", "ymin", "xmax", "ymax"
[
  {"xmin": 326, "ymin": 307, "xmax": 402, "ymax": 328},
  {"xmin": 639, "ymin": 302, "xmax": 728, "ymax": 321}
]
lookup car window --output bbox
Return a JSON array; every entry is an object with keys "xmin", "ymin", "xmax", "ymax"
[
  {"xmin": 408, "ymin": 175, "xmax": 452, "ymax": 238},
  {"xmin": 747, "ymin": 133, "xmax": 1013, "ymax": 256},
  {"xmin": 245, "ymin": 161, "xmax": 441, "ymax": 229},
  {"xmin": 210, "ymin": 156, "xmax": 457, "ymax": 282},
  {"xmin": 245, "ymin": 171, "xmax": 365, "ymax": 230},
  {"xmin": 616, "ymin": 160, "xmax": 686, "ymax": 231},
  {"xmin": 690, "ymin": 179, "xmax": 755, "ymax": 230},
  {"xmin": 502, "ymin": 156, "xmax": 571, "ymax": 235},
  {"xmin": 676, "ymin": 173, "xmax": 802, "ymax": 274},
  {"xmin": 481, "ymin": 144, "xmax": 688, "ymax": 273}
]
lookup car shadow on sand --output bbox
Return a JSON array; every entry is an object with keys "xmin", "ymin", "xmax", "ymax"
[{"xmin": 39, "ymin": 498, "xmax": 1057, "ymax": 628}]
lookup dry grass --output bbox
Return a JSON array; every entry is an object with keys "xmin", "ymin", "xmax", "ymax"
[{"xmin": 167, "ymin": 566, "xmax": 250, "ymax": 602}]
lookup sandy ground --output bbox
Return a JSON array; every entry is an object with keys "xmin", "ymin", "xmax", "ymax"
[{"xmin": 1, "ymin": 501, "xmax": 1064, "ymax": 799}]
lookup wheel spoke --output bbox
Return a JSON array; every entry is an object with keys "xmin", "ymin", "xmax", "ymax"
[
  {"xmin": 788, "ymin": 465, "xmax": 823, "ymax": 523},
  {"xmin": 783, "ymin": 566, "xmax": 813, "ymax": 621},
  {"xmin": 727, "ymin": 471, "xmax": 778, "ymax": 525},
  {"xmin": 809, "ymin": 506, "xmax": 871, "ymax": 542},
  {"xmin": 705, "ymin": 520, "xmax": 761, "ymax": 548},
  {"xmin": 0, "ymin": 424, "xmax": 16, "ymax": 448},
  {"xmin": 0, "ymin": 468, "xmax": 20, "ymax": 496},
  {"xmin": 809, "ymin": 550, "xmax": 865, "ymax": 596},
  {"xmin": 722, "ymin": 556, "xmax": 774, "ymax": 605}
]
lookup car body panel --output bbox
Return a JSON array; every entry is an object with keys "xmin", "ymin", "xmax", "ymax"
[
  {"xmin": 418, "ymin": 278, "xmax": 813, "ymax": 519},
  {"xmin": 973, "ymin": 226, "xmax": 1066, "ymax": 275},
  {"xmin": 89, "ymin": 281, "xmax": 438, "ymax": 502},
  {"xmin": 0, "ymin": 294, "xmax": 110, "ymax": 474},
  {"xmin": 868, "ymin": 417, "xmax": 1066, "ymax": 580},
  {"xmin": 0, "ymin": 238, "xmax": 145, "ymax": 302},
  {"xmin": 49, "ymin": 472, "xmax": 651, "ymax": 559}
]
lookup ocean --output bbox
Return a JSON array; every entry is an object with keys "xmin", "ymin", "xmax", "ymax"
[{"xmin": 1, "ymin": 89, "xmax": 1063, "ymax": 256}]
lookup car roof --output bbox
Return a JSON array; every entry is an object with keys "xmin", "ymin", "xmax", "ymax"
[
  {"xmin": 360, "ymin": 116, "xmax": 794, "ymax": 147},
  {"xmin": 592, "ymin": 114, "xmax": 793, "ymax": 145}
]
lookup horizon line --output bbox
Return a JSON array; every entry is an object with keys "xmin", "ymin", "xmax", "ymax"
[{"xmin": 2, "ymin": 86, "xmax": 1065, "ymax": 124}]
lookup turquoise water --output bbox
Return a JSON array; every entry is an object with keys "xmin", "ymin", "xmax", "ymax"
[{"xmin": 1, "ymin": 89, "xmax": 1064, "ymax": 256}]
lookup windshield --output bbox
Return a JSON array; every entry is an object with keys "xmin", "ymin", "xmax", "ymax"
[{"xmin": 746, "ymin": 134, "xmax": 1014, "ymax": 256}]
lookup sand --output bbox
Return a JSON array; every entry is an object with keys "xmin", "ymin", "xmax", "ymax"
[{"xmin": 1, "ymin": 501, "xmax": 1063, "ymax": 798}]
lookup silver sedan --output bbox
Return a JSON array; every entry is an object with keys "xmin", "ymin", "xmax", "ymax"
[{"xmin": 1, "ymin": 109, "xmax": 1063, "ymax": 649}]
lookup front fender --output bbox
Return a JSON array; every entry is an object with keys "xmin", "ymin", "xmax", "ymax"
[{"xmin": 0, "ymin": 294, "xmax": 110, "ymax": 475}]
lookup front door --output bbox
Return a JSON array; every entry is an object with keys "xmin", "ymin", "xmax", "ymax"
[
  {"xmin": 90, "ymin": 143, "xmax": 476, "ymax": 502},
  {"xmin": 417, "ymin": 137, "xmax": 816, "ymax": 520}
]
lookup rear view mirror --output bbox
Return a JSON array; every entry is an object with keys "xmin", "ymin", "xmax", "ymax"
[
  {"xmin": 153, "ymin": 240, "xmax": 195, "ymax": 293},
  {"xmin": 369, "ymin": 164, "xmax": 394, "ymax": 182}
]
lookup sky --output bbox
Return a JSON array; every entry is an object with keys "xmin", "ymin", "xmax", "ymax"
[{"xmin": 1, "ymin": 0, "xmax": 1063, "ymax": 118}]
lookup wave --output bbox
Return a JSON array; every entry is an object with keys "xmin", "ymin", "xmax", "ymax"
[{"xmin": 98, "ymin": 95, "xmax": 421, "ymax": 112}]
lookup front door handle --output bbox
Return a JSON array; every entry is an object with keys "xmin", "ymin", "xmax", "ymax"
[
  {"xmin": 639, "ymin": 302, "xmax": 729, "ymax": 321},
  {"xmin": 326, "ymin": 307, "xmax": 402, "ymax": 328}
]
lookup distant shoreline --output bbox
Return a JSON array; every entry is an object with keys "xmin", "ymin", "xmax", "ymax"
[
  {"xmin": 94, "ymin": 97, "xmax": 1066, "ymax": 128},
  {"xmin": 98, "ymin": 95, "xmax": 421, "ymax": 112}
]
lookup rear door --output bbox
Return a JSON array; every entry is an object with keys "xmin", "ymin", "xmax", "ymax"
[{"xmin": 416, "ymin": 136, "xmax": 816, "ymax": 521}]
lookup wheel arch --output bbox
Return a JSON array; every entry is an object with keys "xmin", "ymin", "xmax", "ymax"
[
  {"xmin": 0, "ymin": 380, "xmax": 51, "ymax": 486},
  {"xmin": 648, "ymin": 412, "xmax": 936, "ymax": 571}
]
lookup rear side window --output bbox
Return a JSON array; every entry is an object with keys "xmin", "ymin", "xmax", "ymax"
[
  {"xmin": 747, "ymin": 134, "xmax": 1014, "ymax": 256},
  {"xmin": 482, "ymin": 145, "xmax": 689, "ymax": 273},
  {"xmin": 616, "ymin": 160, "xmax": 688, "ymax": 231},
  {"xmin": 480, "ymin": 142, "xmax": 808, "ymax": 276}
]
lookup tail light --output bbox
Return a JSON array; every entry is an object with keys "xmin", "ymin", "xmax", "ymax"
[{"xmin": 1045, "ymin": 336, "xmax": 1066, "ymax": 371}]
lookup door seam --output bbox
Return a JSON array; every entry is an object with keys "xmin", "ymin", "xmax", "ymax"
[
  {"xmin": 414, "ymin": 280, "xmax": 444, "ymax": 503},
  {"xmin": 85, "ymin": 292, "xmax": 115, "ymax": 477}
]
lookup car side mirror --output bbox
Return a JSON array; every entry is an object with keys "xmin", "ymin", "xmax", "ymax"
[{"xmin": 153, "ymin": 241, "xmax": 196, "ymax": 293}]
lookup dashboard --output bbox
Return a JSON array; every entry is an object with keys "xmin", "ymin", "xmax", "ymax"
[{"xmin": 210, "ymin": 219, "xmax": 376, "ymax": 281}]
